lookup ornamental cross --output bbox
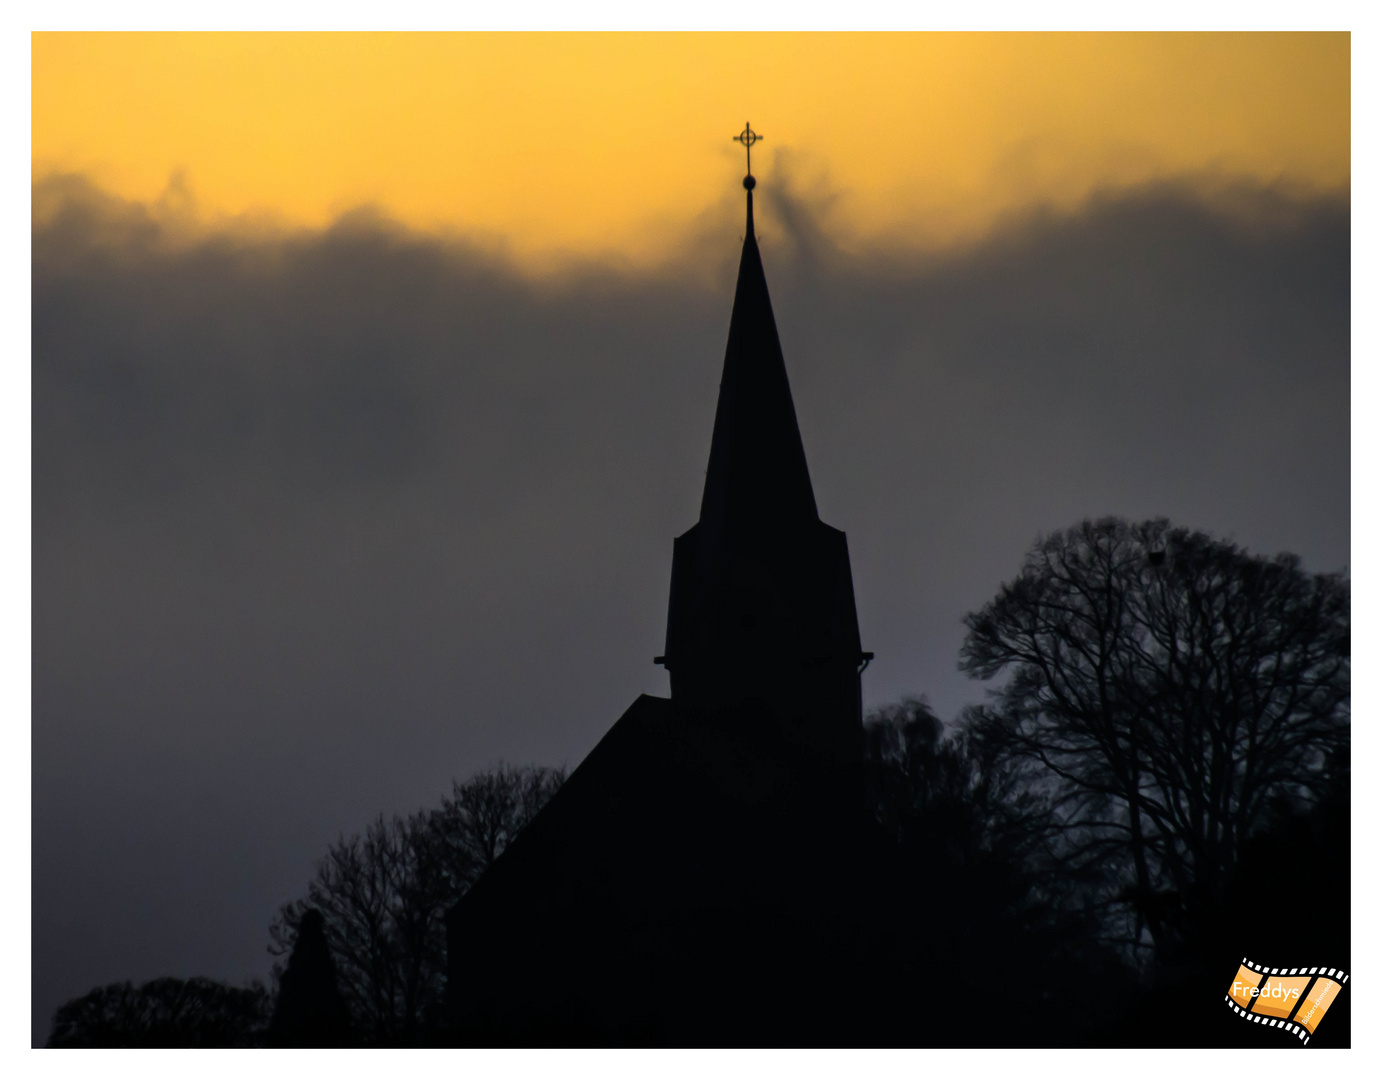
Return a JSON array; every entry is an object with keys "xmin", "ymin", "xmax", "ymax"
[{"xmin": 734, "ymin": 122, "xmax": 763, "ymax": 176}]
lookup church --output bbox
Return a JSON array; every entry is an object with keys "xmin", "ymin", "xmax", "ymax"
[{"xmin": 443, "ymin": 136, "xmax": 887, "ymax": 1044}]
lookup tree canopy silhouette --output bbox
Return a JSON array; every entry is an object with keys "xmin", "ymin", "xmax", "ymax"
[
  {"xmin": 45, "ymin": 977, "xmax": 271, "ymax": 1047},
  {"xmin": 959, "ymin": 517, "xmax": 1349, "ymax": 958}
]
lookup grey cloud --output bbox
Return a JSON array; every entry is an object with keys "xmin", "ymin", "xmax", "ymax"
[{"xmin": 32, "ymin": 173, "xmax": 1348, "ymax": 1043}]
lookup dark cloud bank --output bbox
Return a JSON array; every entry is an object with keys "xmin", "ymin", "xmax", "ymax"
[{"xmin": 32, "ymin": 173, "xmax": 1348, "ymax": 1042}]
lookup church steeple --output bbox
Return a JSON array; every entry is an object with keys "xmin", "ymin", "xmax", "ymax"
[
  {"xmin": 698, "ymin": 185, "xmax": 819, "ymax": 543},
  {"xmin": 659, "ymin": 142, "xmax": 869, "ymax": 765}
]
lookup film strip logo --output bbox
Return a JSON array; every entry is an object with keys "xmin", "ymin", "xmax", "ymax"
[{"xmin": 1225, "ymin": 957, "xmax": 1348, "ymax": 1045}]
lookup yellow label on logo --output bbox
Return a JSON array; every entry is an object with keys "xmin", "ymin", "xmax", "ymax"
[{"xmin": 1295, "ymin": 977, "xmax": 1342, "ymax": 1035}]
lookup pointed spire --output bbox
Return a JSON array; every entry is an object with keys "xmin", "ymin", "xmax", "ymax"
[{"xmin": 698, "ymin": 184, "xmax": 819, "ymax": 538}]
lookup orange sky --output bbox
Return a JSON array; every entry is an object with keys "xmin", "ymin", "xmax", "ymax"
[{"xmin": 32, "ymin": 32, "xmax": 1349, "ymax": 265}]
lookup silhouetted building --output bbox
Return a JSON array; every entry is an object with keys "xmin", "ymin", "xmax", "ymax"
[{"xmin": 443, "ymin": 175, "xmax": 875, "ymax": 1045}]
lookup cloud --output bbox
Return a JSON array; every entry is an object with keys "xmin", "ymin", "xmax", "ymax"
[{"xmin": 31, "ymin": 173, "xmax": 1348, "ymax": 1043}]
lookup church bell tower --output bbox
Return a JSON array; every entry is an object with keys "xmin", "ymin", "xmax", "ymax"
[{"xmin": 657, "ymin": 126, "xmax": 871, "ymax": 767}]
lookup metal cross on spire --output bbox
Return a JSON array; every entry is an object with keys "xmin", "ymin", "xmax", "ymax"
[{"xmin": 734, "ymin": 122, "xmax": 763, "ymax": 178}]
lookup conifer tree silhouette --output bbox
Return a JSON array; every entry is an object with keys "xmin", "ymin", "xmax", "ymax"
[{"xmin": 267, "ymin": 909, "xmax": 354, "ymax": 1047}]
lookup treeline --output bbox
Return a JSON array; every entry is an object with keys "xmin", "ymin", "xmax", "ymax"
[{"xmin": 46, "ymin": 517, "xmax": 1350, "ymax": 1047}]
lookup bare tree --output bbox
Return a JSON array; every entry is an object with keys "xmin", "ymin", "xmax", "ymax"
[
  {"xmin": 960, "ymin": 518, "xmax": 1348, "ymax": 957},
  {"xmin": 270, "ymin": 811, "xmax": 448, "ymax": 1044},
  {"xmin": 431, "ymin": 763, "xmax": 566, "ymax": 888},
  {"xmin": 269, "ymin": 762, "xmax": 565, "ymax": 1045}
]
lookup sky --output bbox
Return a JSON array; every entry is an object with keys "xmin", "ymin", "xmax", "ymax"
[
  {"xmin": 31, "ymin": 32, "xmax": 1349, "ymax": 1045},
  {"xmin": 34, "ymin": 33, "xmax": 1348, "ymax": 261}
]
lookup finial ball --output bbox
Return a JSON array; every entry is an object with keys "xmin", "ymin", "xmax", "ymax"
[{"xmin": 743, "ymin": 175, "xmax": 756, "ymax": 190}]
